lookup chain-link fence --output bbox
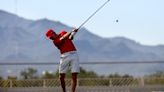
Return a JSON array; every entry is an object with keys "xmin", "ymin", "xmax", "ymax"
[
  {"xmin": 0, "ymin": 78, "xmax": 164, "ymax": 87},
  {"xmin": 0, "ymin": 78, "xmax": 164, "ymax": 92}
]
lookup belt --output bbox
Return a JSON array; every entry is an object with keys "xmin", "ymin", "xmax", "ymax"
[{"xmin": 61, "ymin": 51, "xmax": 76, "ymax": 58}]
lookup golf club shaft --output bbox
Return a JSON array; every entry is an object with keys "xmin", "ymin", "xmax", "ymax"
[{"xmin": 77, "ymin": 0, "xmax": 110, "ymax": 30}]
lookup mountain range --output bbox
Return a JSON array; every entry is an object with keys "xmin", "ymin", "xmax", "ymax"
[{"xmin": 0, "ymin": 10, "xmax": 164, "ymax": 77}]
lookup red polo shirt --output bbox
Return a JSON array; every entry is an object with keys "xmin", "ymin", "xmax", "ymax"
[{"xmin": 53, "ymin": 31, "xmax": 76, "ymax": 54}]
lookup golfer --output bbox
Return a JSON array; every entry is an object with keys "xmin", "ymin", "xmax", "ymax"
[{"xmin": 46, "ymin": 28, "xmax": 80, "ymax": 92}]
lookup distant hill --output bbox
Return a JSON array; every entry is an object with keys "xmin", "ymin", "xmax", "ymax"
[{"xmin": 0, "ymin": 10, "xmax": 164, "ymax": 77}]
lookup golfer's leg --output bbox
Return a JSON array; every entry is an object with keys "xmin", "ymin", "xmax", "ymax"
[
  {"xmin": 60, "ymin": 73, "xmax": 66, "ymax": 92},
  {"xmin": 71, "ymin": 73, "xmax": 78, "ymax": 92}
]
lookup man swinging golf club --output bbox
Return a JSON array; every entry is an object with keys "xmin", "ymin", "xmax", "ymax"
[
  {"xmin": 46, "ymin": 1, "xmax": 110, "ymax": 92},
  {"xmin": 46, "ymin": 28, "xmax": 79, "ymax": 92}
]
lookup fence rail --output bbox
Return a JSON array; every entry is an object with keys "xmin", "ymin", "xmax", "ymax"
[
  {"xmin": 0, "ymin": 86, "xmax": 164, "ymax": 92},
  {"xmin": 0, "ymin": 78, "xmax": 164, "ymax": 88}
]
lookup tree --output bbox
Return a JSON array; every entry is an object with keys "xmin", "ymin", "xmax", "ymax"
[
  {"xmin": 8, "ymin": 76, "xmax": 17, "ymax": 80},
  {"xmin": 20, "ymin": 67, "xmax": 38, "ymax": 79},
  {"xmin": 47, "ymin": 67, "xmax": 98, "ymax": 79},
  {"xmin": 108, "ymin": 73, "xmax": 121, "ymax": 78},
  {"xmin": 148, "ymin": 71, "xmax": 164, "ymax": 78},
  {"xmin": 0, "ymin": 76, "xmax": 2, "ymax": 80},
  {"xmin": 63, "ymin": 67, "xmax": 98, "ymax": 78},
  {"xmin": 108, "ymin": 73, "xmax": 133, "ymax": 78},
  {"xmin": 42, "ymin": 71, "xmax": 57, "ymax": 79}
]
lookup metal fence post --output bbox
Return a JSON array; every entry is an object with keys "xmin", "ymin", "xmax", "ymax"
[
  {"xmin": 43, "ymin": 79, "xmax": 46, "ymax": 88},
  {"xmin": 139, "ymin": 77, "xmax": 145, "ymax": 86},
  {"xmin": 77, "ymin": 79, "xmax": 79, "ymax": 87},
  {"xmin": 10, "ymin": 80, "xmax": 12, "ymax": 88},
  {"xmin": 109, "ymin": 79, "xmax": 112, "ymax": 87}
]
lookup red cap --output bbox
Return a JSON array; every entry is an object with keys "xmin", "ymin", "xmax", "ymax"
[{"xmin": 46, "ymin": 29, "xmax": 55, "ymax": 38}]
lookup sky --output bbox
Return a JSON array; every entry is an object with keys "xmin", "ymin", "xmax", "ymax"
[{"xmin": 0, "ymin": 0, "xmax": 164, "ymax": 45}]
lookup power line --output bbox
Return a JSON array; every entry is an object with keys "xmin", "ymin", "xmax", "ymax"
[{"xmin": 0, "ymin": 61, "xmax": 164, "ymax": 65}]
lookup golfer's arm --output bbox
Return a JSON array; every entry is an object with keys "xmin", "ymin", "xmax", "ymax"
[
  {"xmin": 60, "ymin": 29, "xmax": 78, "ymax": 40},
  {"xmin": 59, "ymin": 31, "xmax": 72, "ymax": 40}
]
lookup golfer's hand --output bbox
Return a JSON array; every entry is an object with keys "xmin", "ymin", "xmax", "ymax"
[
  {"xmin": 69, "ymin": 35, "xmax": 74, "ymax": 40},
  {"xmin": 72, "ymin": 28, "xmax": 78, "ymax": 32},
  {"xmin": 68, "ymin": 28, "xmax": 77, "ymax": 40}
]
